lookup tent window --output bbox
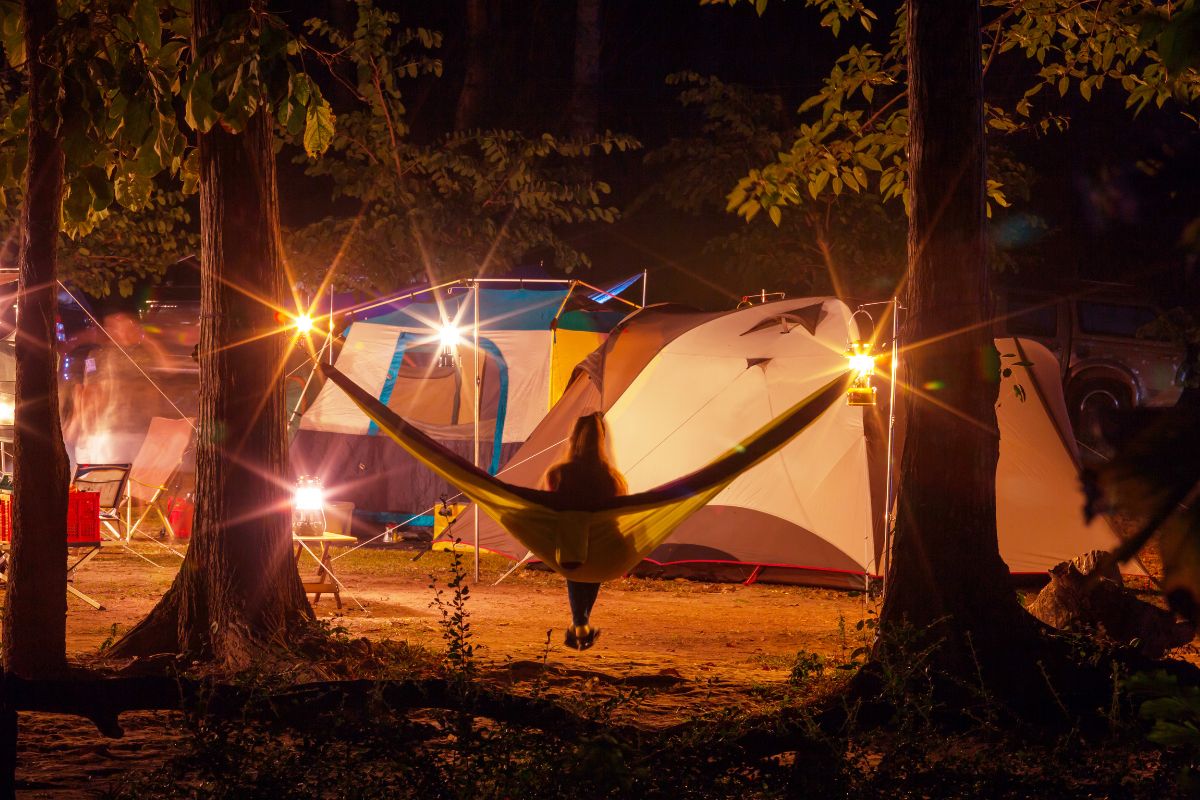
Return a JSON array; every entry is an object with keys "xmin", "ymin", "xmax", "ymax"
[{"xmin": 387, "ymin": 343, "xmax": 500, "ymax": 428}]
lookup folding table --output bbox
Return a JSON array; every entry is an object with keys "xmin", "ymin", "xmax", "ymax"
[{"xmin": 293, "ymin": 532, "xmax": 357, "ymax": 608}]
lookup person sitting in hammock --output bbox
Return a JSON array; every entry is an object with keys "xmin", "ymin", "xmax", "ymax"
[{"xmin": 542, "ymin": 411, "xmax": 627, "ymax": 651}]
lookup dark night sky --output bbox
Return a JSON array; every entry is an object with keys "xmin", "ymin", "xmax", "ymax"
[{"xmin": 261, "ymin": 0, "xmax": 1199, "ymax": 310}]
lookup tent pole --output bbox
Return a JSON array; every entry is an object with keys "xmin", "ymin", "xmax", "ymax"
[
  {"xmin": 288, "ymin": 337, "xmax": 330, "ymax": 426},
  {"xmin": 881, "ymin": 295, "xmax": 901, "ymax": 597},
  {"xmin": 472, "ymin": 283, "xmax": 481, "ymax": 583},
  {"xmin": 641, "ymin": 269, "xmax": 648, "ymax": 307}
]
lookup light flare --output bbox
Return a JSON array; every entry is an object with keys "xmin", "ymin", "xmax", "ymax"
[{"xmin": 294, "ymin": 313, "xmax": 315, "ymax": 334}]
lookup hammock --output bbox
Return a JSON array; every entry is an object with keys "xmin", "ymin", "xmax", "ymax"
[{"xmin": 321, "ymin": 364, "xmax": 852, "ymax": 582}]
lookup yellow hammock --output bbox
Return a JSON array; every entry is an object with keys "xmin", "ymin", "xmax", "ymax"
[{"xmin": 321, "ymin": 364, "xmax": 852, "ymax": 583}]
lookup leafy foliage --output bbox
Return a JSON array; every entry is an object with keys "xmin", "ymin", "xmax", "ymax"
[
  {"xmin": 0, "ymin": 0, "xmax": 337, "ymax": 295},
  {"xmin": 643, "ymin": 72, "xmax": 1038, "ymax": 297},
  {"xmin": 702, "ymin": 1, "xmax": 1200, "ymax": 227},
  {"xmin": 1083, "ymin": 406, "xmax": 1200, "ymax": 621},
  {"xmin": 284, "ymin": 2, "xmax": 638, "ymax": 292},
  {"xmin": 644, "ymin": 72, "xmax": 905, "ymax": 297},
  {"xmin": 59, "ymin": 190, "xmax": 196, "ymax": 297},
  {"xmin": 1127, "ymin": 670, "xmax": 1200, "ymax": 790}
]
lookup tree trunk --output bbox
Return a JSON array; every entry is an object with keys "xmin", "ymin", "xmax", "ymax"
[
  {"xmin": 3, "ymin": 0, "xmax": 71, "ymax": 679},
  {"xmin": 110, "ymin": 0, "xmax": 311, "ymax": 668},
  {"xmin": 566, "ymin": 0, "xmax": 602, "ymax": 139},
  {"xmin": 455, "ymin": 0, "xmax": 493, "ymax": 130},
  {"xmin": 879, "ymin": 0, "xmax": 1035, "ymax": 684}
]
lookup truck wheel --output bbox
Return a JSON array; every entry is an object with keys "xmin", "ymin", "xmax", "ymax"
[{"xmin": 1067, "ymin": 380, "xmax": 1130, "ymax": 463}]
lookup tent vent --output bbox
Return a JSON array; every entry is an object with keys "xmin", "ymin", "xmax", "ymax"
[{"xmin": 739, "ymin": 303, "xmax": 825, "ymax": 337}]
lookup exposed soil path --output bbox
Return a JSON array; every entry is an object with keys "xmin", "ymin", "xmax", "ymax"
[{"xmin": 5, "ymin": 542, "xmax": 1193, "ymax": 797}]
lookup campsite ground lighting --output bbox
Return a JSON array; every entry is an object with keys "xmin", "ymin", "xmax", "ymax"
[{"xmin": 293, "ymin": 475, "xmax": 326, "ymax": 537}]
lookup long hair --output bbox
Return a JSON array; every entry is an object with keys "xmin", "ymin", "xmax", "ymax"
[
  {"xmin": 545, "ymin": 412, "xmax": 627, "ymax": 496},
  {"xmin": 566, "ymin": 412, "xmax": 608, "ymax": 462}
]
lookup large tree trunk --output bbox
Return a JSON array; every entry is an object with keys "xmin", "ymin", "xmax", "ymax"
[
  {"xmin": 110, "ymin": 0, "xmax": 311, "ymax": 668},
  {"xmin": 3, "ymin": 0, "xmax": 70, "ymax": 679},
  {"xmin": 566, "ymin": 0, "xmax": 602, "ymax": 139},
  {"xmin": 879, "ymin": 0, "xmax": 1035, "ymax": 683},
  {"xmin": 455, "ymin": 0, "xmax": 494, "ymax": 130}
]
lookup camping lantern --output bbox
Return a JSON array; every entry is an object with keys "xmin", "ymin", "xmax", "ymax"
[
  {"xmin": 437, "ymin": 324, "xmax": 461, "ymax": 368},
  {"xmin": 292, "ymin": 475, "xmax": 326, "ymax": 537},
  {"xmin": 846, "ymin": 341, "xmax": 877, "ymax": 406},
  {"xmin": 294, "ymin": 313, "xmax": 315, "ymax": 334}
]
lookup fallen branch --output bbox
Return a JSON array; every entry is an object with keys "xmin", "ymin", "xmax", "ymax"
[{"xmin": 1, "ymin": 674, "xmax": 621, "ymax": 741}]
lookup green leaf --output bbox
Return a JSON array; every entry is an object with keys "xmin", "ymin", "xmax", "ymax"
[
  {"xmin": 180, "ymin": 149, "xmax": 199, "ymax": 195},
  {"xmin": 291, "ymin": 72, "xmax": 313, "ymax": 107},
  {"xmin": 0, "ymin": 0, "xmax": 23, "ymax": 67},
  {"xmin": 768, "ymin": 205, "xmax": 781, "ymax": 226},
  {"xmin": 132, "ymin": 0, "xmax": 162, "ymax": 53},
  {"xmin": 303, "ymin": 100, "xmax": 335, "ymax": 157},
  {"xmin": 63, "ymin": 176, "xmax": 93, "ymax": 223},
  {"xmin": 114, "ymin": 172, "xmax": 152, "ymax": 210},
  {"xmin": 185, "ymin": 73, "xmax": 216, "ymax": 133},
  {"xmin": 83, "ymin": 166, "xmax": 114, "ymax": 212}
]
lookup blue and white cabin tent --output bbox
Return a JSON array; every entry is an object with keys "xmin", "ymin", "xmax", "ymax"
[{"xmin": 291, "ymin": 285, "xmax": 627, "ymax": 521}]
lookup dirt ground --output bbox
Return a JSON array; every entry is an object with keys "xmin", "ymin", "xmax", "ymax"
[{"xmin": 8, "ymin": 540, "xmax": 1198, "ymax": 797}]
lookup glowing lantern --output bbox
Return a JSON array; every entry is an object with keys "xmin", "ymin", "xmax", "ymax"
[
  {"xmin": 294, "ymin": 313, "xmax": 315, "ymax": 334},
  {"xmin": 437, "ymin": 324, "xmax": 460, "ymax": 368},
  {"xmin": 846, "ymin": 341, "xmax": 877, "ymax": 406},
  {"xmin": 292, "ymin": 475, "xmax": 326, "ymax": 537}
]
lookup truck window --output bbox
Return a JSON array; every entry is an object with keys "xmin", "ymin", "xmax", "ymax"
[
  {"xmin": 1005, "ymin": 299, "xmax": 1058, "ymax": 338},
  {"xmin": 1077, "ymin": 302, "xmax": 1160, "ymax": 339}
]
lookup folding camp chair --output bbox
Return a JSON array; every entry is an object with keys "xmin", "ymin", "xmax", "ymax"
[
  {"xmin": 122, "ymin": 417, "xmax": 194, "ymax": 557},
  {"xmin": 73, "ymin": 463, "xmax": 130, "ymax": 541},
  {"xmin": 0, "ymin": 491, "xmax": 107, "ymax": 610},
  {"xmin": 73, "ymin": 462, "xmax": 165, "ymax": 568},
  {"xmin": 65, "ymin": 492, "xmax": 105, "ymax": 611}
]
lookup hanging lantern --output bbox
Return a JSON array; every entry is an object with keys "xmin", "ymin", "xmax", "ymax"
[
  {"xmin": 846, "ymin": 341, "xmax": 877, "ymax": 406},
  {"xmin": 294, "ymin": 313, "xmax": 315, "ymax": 334},
  {"xmin": 292, "ymin": 475, "xmax": 326, "ymax": 537},
  {"xmin": 437, "ymin": 324, "xmax": 460, "ymax": 368}
]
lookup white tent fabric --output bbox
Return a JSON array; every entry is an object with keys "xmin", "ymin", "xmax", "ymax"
[
  {"xmin": 480, "ymin": 329, "xmax": 553, "ymax": 441},
  {"xmin": 302, "ymin": 322, "xmax": 401, "ymax": 436},
  {"xmin": 467, "ymin": 298, "xmax": 1139, "ymax": 587},
  {"xmin": 993, "ymin": 337, "xmax": 1130, "ymax": 574},
  {"xmin": 604, "ymin": 299, "xmax": 875, "ymax": 576},
  {"xmin": 301, "ymin": 323, "xmax": 554, "ymax": 443}
]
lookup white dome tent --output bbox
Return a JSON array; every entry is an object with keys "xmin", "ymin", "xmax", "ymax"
[{"xmin": 458, "ymin": 297, "xmax": 1139, "ymax": 588}]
